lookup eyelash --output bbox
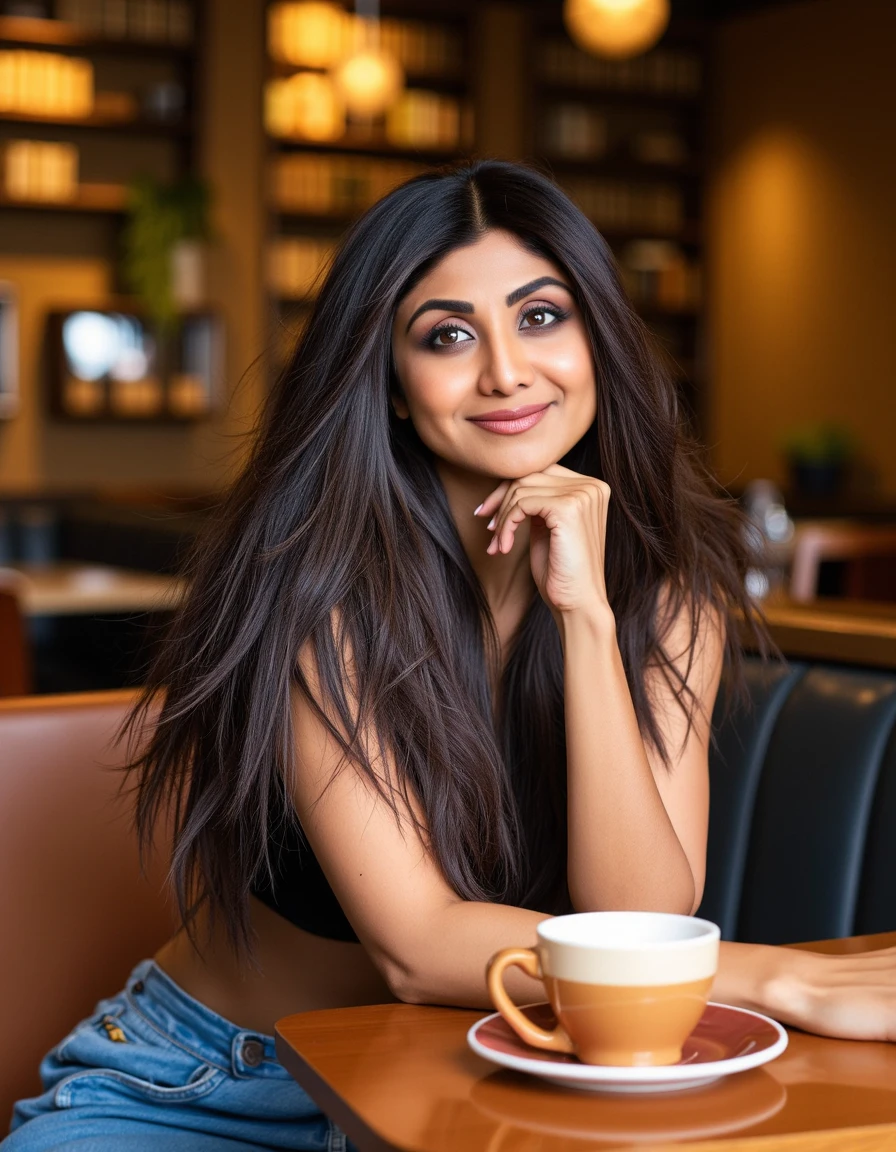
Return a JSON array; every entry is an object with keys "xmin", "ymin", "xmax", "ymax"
[{"xmin": 421, "ymin": 303, "xmax": 571, "ymax": 350}]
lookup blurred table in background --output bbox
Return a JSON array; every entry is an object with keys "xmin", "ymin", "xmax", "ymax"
[
  {"xmin": 751, "ymin": 597, "xmax": 896, "ymax": 670},
  {"xmin": 0, "ymin": 563, "xmax": 187, "ymax": 695},
  {"xmin": 2, "ymin": 562, "xmax": 187, "ymax": 617}
]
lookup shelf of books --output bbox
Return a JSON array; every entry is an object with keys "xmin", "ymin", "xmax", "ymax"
[
  {"xmin": 529, "ymin": 16, "xmax": 708, "ymax": 430},
  {"xmin": 264, "ymin": 2, "xmax": 474, "ymax": 371},
  {"xmin": 0, "ymin": 4, "xmax": 200, "ymax": 213}
]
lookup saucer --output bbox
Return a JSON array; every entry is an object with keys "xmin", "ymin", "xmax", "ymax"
[{"xmin": 467, "ymin": 1002, "xmax": 788, "ymax": 1093}]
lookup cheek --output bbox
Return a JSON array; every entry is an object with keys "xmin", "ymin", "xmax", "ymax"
[{"xmin": 400, "ymin": 360, "xmax": 468, "ymax": 424}]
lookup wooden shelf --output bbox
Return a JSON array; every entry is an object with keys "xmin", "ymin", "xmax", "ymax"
[
  {"xmin": 271, "ymin": 136, "xmax": 467, "ymax": 164},
  {"xmin": 0, "ymin": 15, "xmax": 194, "ymax": 58},
  {"xmin": 599, "ymin": 224, "xmax": 703, "ymax": 247},
  {"xmin": 267, "ymin": 59, "xmax": 466, "ymax": 93},
  {"xmin": 636, "ymin": 305, "xmax": 701, "ymax": 322},
  {"xmin": 0, "ymin": 110, "xmax": 193, "ymax": 136},
  {"xmin": 273, "ymin": 209, "xmax": 357, "ymax": 228},
  {"xmin": 541, "ymin": 156, "xmax": 703, "ymax": 181},
  {"xmin": 0, "ymin": 183, "xmax": 127, "ymax": 213},
  {"xmin": 533, "ymin": 83, "xmax": 702, "ymax": 112}
]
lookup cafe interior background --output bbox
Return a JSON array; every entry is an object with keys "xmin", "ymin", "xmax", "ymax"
[{"xmin": 0, "ymin": 0, "xmax": 895, "ymax": 695}]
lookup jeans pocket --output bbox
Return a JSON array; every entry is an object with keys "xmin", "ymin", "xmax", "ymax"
[
  {"xmin": 46, "ymin": 1000, "xmax": 225, "ymax": 1109},
  {"xmin": 54, "ymin": 1063, "xmax": 222, "ymax": 1109}
]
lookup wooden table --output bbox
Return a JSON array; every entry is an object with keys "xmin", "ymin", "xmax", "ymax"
[
  {"xmin": 276, "ymin": 932, "xmax": 896, "ymax": 1152},
  {"xmin": 0, "ymin": 562, "xmax": 187, "ymax": 616}
]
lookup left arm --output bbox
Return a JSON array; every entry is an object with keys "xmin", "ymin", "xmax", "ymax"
[
  {"xmin": 559, "ymin": 594, "xmax": 720, "ymax": 915},
  {"xmin": 478, "ymin": 465, "xmax": 721, "ymax": 916}
]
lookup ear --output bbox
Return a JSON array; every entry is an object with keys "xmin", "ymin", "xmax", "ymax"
[
  {"xmin": 391, "ymin": 393, "xmax": 410, "ymax": 420},
  {"xmin": 389, "ymin": 356, "xmax": 410, "ymax": 419}
]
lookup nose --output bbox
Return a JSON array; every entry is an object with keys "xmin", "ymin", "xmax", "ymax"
[{"xmin": 478, "ymin": 324, "xmax": 536, "ymax": 396}]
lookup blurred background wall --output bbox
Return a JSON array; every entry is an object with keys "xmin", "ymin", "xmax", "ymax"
[{"xmin": 708, "ymin": 0, "xmax": 896, "ymax": 496}]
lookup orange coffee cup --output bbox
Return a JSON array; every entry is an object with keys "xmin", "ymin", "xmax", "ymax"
[{"xmin": 487, "ymin": 911, "xmax": 720, "ymax": 1066}]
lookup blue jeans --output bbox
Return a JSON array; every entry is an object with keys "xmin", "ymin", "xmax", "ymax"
[{"xmin": 4, "ymin": 960, "xmax": 354, "ymax": 1151}]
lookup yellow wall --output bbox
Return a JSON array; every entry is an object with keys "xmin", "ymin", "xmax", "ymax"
[
  {"xmin": 0, "ymin": 0, "xmax": 266, "ymax": 494},
  {"xmin": 707, "ymin": 0, "xmax": 896, "ymax": 496}
]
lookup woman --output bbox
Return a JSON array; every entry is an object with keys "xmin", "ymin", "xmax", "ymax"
[{"xmin": 6, "ymin": 161, "xmax": 895, "ymax": 1151}]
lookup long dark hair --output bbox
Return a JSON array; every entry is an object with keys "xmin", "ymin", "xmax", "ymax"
[{"xmin": 128, "ymin": 160, "xmax": 758, "ymax": 954}]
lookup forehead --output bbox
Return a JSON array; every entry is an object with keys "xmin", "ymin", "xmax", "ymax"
[{"xmin": 398, "ymin": 230, "xmax": 564, "ymax": 311}]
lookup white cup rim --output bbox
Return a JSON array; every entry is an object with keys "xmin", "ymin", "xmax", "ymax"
[{"xmin": 537, "ymin": 911, "xmax": 721, "ymax": 950}]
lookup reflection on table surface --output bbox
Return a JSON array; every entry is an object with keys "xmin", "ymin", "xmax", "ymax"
[
  {"xmin": 0, "ymin": 562, "xmax": 187, "ymax": 616},
  {"xmin": 276, "ymin": 932, "xmax": 896, "ymax": 1152}
]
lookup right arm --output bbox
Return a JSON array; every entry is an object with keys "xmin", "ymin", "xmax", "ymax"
[{"xmin": 290, "ymin": 641, "xmax": 544, "ymax": 1009}]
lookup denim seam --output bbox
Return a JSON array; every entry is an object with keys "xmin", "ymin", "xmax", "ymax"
[
  {"xmin": 53, "ymin": 1064, "xmax": 223, "ymax": 1108},
  {"xmin": 123, "ymin": 990, "xmax": 232, "ymax": 1075},
  {"xmin": 328, "ymin": 1122, "xmax": 348, "ymax": 1152}
]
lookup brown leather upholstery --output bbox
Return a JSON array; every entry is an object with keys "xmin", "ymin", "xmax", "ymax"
[
  {"xmin": 0, "ymin": 691, "xmax": 174, "ymax": 1128},
  {"xmin": 0, "ymin": 588, "xmax": 32, "ymax": 697}
]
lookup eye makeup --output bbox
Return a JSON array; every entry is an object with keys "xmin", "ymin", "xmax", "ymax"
[{"xmin": 420, "ymin": 301, "xmax": 572, "ymax": 351}]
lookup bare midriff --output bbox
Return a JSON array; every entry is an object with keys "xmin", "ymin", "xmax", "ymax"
[{"xmin": 154, "ymin": 896, "xmax": 396, "ymax": 1036}]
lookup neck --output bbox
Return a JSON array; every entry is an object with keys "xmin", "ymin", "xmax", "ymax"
[{"xmin": 435, "ymin": 459, "xmax": 535, "ymax": 621}]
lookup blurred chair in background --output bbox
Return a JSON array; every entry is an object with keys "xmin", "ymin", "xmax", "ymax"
[
  {"xmin": 790, "ymin": 521, "xmax": 896, "ymax": 603},
  {"xmin": 0, "ymin": 583, "xmax": 32, "ymax": 697}
]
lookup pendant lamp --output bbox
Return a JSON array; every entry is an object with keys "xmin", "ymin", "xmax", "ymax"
[
  {"xmin": 333, "ymin": 0, "xmax": 404, "ymax": 118},
  {"xmin": 563, "ymin": 0, "xmax": 670, "ymax": 60}
]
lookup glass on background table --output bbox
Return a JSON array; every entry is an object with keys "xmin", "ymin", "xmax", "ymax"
[{"xmin": 276, "ymin": 932, "xmax": 896, "ymax": 1152}]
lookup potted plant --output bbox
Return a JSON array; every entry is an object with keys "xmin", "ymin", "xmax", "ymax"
[
  {"xmin": 781, "ymin": 422, "xmax": 856, "ymax": 499},
  {"xmin": 121, "ymin": 175, "xmax": 212, "ymax": 335}
]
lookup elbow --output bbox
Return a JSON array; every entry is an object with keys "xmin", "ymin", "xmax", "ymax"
[{"xmin": 375, "ymin": 954, "xmax": 432, "ymax": 1006}]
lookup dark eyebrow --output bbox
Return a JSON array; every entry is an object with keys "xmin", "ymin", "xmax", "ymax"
[
  {"xmin": 405, "ymin": 298, "xmax": 474, "ymax": 333},
  {"xmin": 506, "ymin": 276, "xmax": 571, "ymax": 306}
]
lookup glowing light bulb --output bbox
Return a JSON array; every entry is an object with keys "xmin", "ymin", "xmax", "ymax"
[
  {"xmin": 268, "ymin": 1, "xmax": 349, "ymax": 69},
  {"xmin": 563, "ymin": 0, "xmax": 670, "ymax": 60},
  {"xmin": 334, "ymin": 45, "xmax": 404, "ymax": 118}
]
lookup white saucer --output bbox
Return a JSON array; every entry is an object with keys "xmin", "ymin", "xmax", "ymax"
[{"xmin": 467, "ymin": 1002, "xmax": 788, "ymax": 1093}]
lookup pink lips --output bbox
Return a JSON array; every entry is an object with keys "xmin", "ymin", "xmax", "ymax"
[{"xmin": 467, "ymin": 403, "xmax": 552, "ymax": 435}]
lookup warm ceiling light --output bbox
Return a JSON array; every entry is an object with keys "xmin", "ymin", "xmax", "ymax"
[
  {"xmin": 334, "ymin": 46, "xmax": 404, "ymax": 117},
  {"xmin": 563, "ymin": 0, "xmax": 670, "ymax": 59},
  {"xmin": 265, "ymin": 72, "xmax": 345, "ymax": 141},
  {"xmin": 268, "ymin": 1, "xmax": 349, "ymax": 69}
]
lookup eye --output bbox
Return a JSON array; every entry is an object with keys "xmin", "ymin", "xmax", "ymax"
[
  {"xmin": 424, "ymin": 323, "xmax": 474, "ymax": 349},
  {"xmin": 520, "ymin": 304, "xmax": 569, "ymax": 330}
]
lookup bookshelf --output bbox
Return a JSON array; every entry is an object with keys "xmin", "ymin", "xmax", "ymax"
[
  {"xmin": 263, "ymin": 1, "xmax": 474, "ymax": 369},
  {"xmin": 0, "ymin": 10, "xmax": 201, "ymax": 196},
  {"xmin": 527, "ymin": 13, "xmax": 709, "ymax": 429},
  {"xmin": 0, "ymin": 3, "xmax": 219, "ymax": 423}
]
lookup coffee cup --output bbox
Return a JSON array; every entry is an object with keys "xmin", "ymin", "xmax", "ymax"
[{"xmin": 487, "ymin": 911, "xmax": 720, "ymax": 1066}]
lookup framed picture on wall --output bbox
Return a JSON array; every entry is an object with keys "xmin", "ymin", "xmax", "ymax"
[
  {"xmin": 45, "ymin": 309, "xmax": 224, "ymax": 423},
  {"xmin": 0, "ymin": 282, "xmax": 19, "ymax": 419}
]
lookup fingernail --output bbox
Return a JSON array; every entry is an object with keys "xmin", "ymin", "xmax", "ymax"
[
  {"xmin": 487, "ymin": 517, "xmax": 496, "ymax": 531},
  {"xmin": 474, "ymin": 503, "xmax": 483, "ymax": 516}
]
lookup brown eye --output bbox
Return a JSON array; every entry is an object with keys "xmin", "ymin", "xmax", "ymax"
[
  {"xmin": 425, "ymin": 325, "xmax": 472, "ymax": 349},
  {"xmin": 520, "ymin": 305, "xmax": 565, "ymax": 331}
]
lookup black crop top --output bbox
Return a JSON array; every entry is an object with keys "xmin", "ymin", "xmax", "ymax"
[{"xmin": 251, "ymin": 823, "xmax": 358, "ymax": 942}]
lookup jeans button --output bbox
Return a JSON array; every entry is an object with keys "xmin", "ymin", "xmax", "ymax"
[
  {"xmin": 131, "ymin": 981, "xmax": 144, "ymax": 994},
  {"xmin": 241, "ymin": 1039, "xmax": 264, "ymax": 1068}
]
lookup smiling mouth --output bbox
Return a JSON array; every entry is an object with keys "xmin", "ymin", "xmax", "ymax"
[{"xmin": 467, "ymin": 404, "xmax": 552, "ymax": 435}]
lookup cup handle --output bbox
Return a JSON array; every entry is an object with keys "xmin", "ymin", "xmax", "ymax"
[{"xmin": 486, "ymin": 947, "xmax": 574, "ymax": 1054}]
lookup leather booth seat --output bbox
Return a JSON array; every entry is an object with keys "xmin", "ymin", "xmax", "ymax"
[
  {"xmin": 0, "ymin": 692, "xmax": 173, "ymax": 1127},
  {"xmin": 2, "ymin": 656, "xmax": 896, "ymax": 1125},
  {"xmin": 698, "ymin": 656, "xmax": 896, "ymax": 943}
]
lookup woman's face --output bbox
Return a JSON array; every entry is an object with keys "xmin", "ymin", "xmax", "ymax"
[{"xmin": 391, "ymin": 230, "xmax": 597, "ymax": 482}]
